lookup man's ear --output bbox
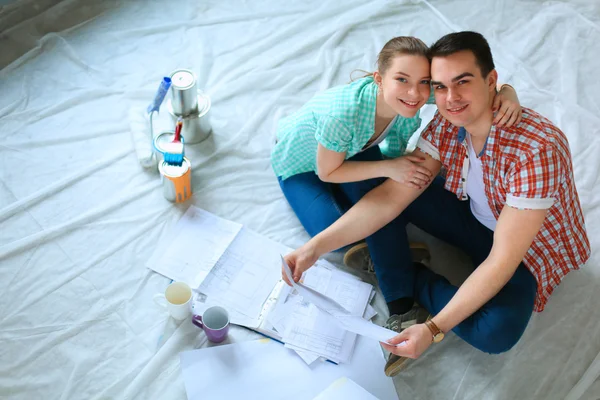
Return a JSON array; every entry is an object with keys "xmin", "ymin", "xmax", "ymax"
[{"xmin": 488, "ymin": 69, "xmax": 498, "ymax": 92}]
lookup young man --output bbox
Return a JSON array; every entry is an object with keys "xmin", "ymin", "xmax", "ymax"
[{"xmin": 281, "ymin": 31, "xmax": 590, "ymax": 377}]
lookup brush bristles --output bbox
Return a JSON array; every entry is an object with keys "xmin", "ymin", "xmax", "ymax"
[
  {"xmin": 164, "ymin": 153, "xmax": 184, "ymax": 165},
  {"xmin": 162, "ymin": 142, "xmax": 184, "ymax": 154}
]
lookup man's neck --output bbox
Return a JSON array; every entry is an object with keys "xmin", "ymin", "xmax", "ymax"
[{"xmin": 464, "ymin": 98, "xmax": 495, "ymax": 154}]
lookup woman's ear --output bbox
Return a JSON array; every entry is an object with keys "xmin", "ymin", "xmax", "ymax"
[{"xmin": 373, "ymin": 71, "xmax": 383, "ymax": 87}]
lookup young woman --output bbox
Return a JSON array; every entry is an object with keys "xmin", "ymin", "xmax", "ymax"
[{"xmin": 271, "ymin": 36, "xmax": 521, "ymax": 317}]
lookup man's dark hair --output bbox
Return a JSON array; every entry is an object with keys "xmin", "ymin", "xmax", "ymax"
[{"xmin": 429, "ymin": 31, "xmax": 495, "ymax": 78}]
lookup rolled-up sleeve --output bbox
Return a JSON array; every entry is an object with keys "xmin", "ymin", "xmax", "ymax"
[
  {"xmin": 314, "ymin": 115, "xmax": 353, "ymax": 153},
  {"xmin": 506, "ymin": 145, "xmax": 561, "ymax": 210},
  {"xmin": 416, "ymin": 111, "xmax": 445, "ymax": 161}
]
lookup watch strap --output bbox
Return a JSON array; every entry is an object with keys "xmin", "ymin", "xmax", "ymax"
[{"xmin": 425, "ymin": 319, "xmax": 443, "ymax": 340}]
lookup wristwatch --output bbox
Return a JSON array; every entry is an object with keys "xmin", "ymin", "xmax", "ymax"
[{"xmin": 425, "ymin": 319, "xmax": 445, "ymax": 343}]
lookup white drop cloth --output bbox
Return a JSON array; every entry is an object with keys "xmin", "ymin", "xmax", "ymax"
[{"xmin": 1, "ymin": 0, "xmax": 599, "ymax": 399}]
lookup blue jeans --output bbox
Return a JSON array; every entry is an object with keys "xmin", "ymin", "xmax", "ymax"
[
  {"xmin": 396, "ymin": 178, "xmax": 538, "ymax": 354},
  {"xmin": 278, "ymin": 146, "xmax": 415, "ymax": 303},
  {"xmin": 279, "ymin": 150, "xmax": 537, "ymax": 354}
]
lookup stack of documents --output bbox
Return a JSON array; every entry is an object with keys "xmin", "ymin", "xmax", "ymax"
[
  {"xmin": 147, "ymin": 206, "xmax": 393, "ymax": 364},
  {"xmin": 266, "ymin": 263, "xmax": 376, "ymax": 364}
]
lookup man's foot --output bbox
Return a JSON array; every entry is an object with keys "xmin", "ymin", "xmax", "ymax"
[
  {"xmin": 343, "ymin": 242, "xmax": 374, "ymax": 273},
  {"xmin": 383, "ymin": 305, "xmax": 430, "ymax": 377},
  {"xmin": 409, "ymin": 242, "xmax": 431, "ymax": 266},
  {"xmin": 343, "ymin": 242, "xmax": 431, "ymax": 275}
]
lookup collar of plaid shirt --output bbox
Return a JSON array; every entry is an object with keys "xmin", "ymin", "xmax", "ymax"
[
  {"xmin": 457, "ymin": 127, "xmax": 487, "ymax": 157},
  {"xmin": 449, "ymin": 126, "xmax": 497, "ymax": 204}
]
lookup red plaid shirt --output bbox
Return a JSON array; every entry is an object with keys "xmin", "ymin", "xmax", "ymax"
[{"xmin": 417, "ymin": 108, "xmax": 590, "ymax": 312}]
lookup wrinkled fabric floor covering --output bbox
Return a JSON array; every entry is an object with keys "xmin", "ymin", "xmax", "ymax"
[{"xmin": 1, "ymin": 0, "xmax": 599, "ymax": 399}]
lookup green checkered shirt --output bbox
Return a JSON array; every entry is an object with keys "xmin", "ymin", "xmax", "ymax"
[{"xmin": 271, "ymin": 76, "xmax": 424, "ymax": 180}]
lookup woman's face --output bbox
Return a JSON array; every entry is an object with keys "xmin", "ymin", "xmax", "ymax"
[{"xmin": 375, "ymin": 54, "xmax": 431, "ymax": 118}]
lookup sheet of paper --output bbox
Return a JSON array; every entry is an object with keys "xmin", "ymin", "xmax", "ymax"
[
  {"xmin": 192, "ymin": 297, "xmax": 260, "ymax": 328},
  {"xmin": 313, "ymin": 377, "xmax": 380, "ymax": 400},
  {"xmin": 267, "ymin": 289, "xmax": 299, "ymax": 335},
  {"xmin": 179, "ymin": 336, "xmax": 398, "ymax": 400},
  {"xmin": 336, "ymin": 315, "xmax": 403, "ymax": 345},
  {"xmin": 146, "ymin": 206, "xmax": 242, "ymax": 288},
  {"xmin": 281, "ymin": 256, "xmax": 400, "ymax": 346},
  {"xmin": 364, "ymin": 304, "xmax": 377, "ymax": 320},
  {"xmin": 266, "ymin": 291, "xmax": 327, "ymax": 364},
  {"xmin": 282, "ymin": 299, "xmax": 356, "ymax": 363},
  {"xmin": 198, "ymin": 228, "xmax": 285, "ymax": 322},
  {"xmin": 279, "ymin": 263, "xmax": 371, "ymax": 363},
  {"xmin": 270, "ymin": 295, "xmax": 346, "ymax": 362},
  {"xmin": 282, "ymin": 256, "xmax": 348, "ymax": 315},
  {"xmin": 284, "ymin": 343, "xmax": 322, "ymax": 365},
  {"xmin": 369, "ymin": 289, "xmax": 376, "ymax": 302},
  {"xmin": 302, "ymin": 263, "xmax": 371, "ymax": 317}
]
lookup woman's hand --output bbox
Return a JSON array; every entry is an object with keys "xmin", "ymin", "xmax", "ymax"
[
  {"xmin": 385, "ymin": 156, "xmax": 433, "ymax": 189},
  {"xmin": 493, "ymin": 85, "xmax": 522, "ymax": 127},
  {"xmin": 381, "ymin": 323, "xmax": 433, "ymax": 359},
  {"xmin": 281, "ymin": 242, "xmax": 320, "ymax": 286}
]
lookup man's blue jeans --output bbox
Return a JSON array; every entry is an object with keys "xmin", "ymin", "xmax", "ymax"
[
  {"xmin": 397, "ymin": 177, "xmax": 538, "ymax": 353},
  {"xmin": 278, "ymin": 148, "xmax": 537, "ymax": 354}
]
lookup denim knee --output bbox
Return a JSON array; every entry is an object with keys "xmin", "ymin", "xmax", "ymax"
[
  {"xmin": 339, "ymin": 177, "xmax": 385, "ymax": 203},
  {"xmin": 466, "ymin": 314, "xmax": 529, "ymax": 354}
]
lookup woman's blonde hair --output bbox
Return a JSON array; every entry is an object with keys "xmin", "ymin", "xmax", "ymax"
[{"xmin": 351, "ymin": 36, "xmax": 430, "ymax": 80}]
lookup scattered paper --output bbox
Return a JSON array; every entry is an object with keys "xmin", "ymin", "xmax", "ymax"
[
  {"xmin": 179, "ymin": 337, "xmax": 399, "ymax": 400},
  {"xmin": 363, "ymin": 304, "xmax": 377, "ymax": 320},
  {"xmin": 146, "ymin": 207, "xmax": 242, "ymax": 288},
  {"xmin": 198, "ymin": 228, "xmax": 285, "ymax": 322},
  {"xmin": 282, "ymin": 299, "xmax": 355, "ymax": 363},
  {"xmin": 277, "ymin": 262, "xmax": 373, "ymax": 363},
  {"xmin": 284, "ymin": 343, "xmax": 322, "ymax": 365},
  {"xmin": 312, "ymin": 377, "xmax": 380, "ymax": 400},
  {"xmin": 281, "ymin": 256, "xmax": 401, "ymax": 346}
]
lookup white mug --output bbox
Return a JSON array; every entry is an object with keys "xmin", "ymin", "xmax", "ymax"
[{"xmin": 153, "ymin": 281, "xmax": 192, "ymax": 320}]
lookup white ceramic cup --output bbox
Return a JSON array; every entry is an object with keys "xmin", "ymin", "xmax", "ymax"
[{"xmin": 153, "ymin": 282, "xmax": 192, "ymax": 320}]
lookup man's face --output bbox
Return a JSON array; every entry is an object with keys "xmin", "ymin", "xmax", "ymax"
[{"xmin": 430, "ymin": 50, "xmax": 496, "ymax": 128}]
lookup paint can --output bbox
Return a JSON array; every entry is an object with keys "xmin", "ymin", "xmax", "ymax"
[
  {"xmin": 167, "ymin": 90, "xmax": 212, "ymax": 144},
  {"xmin": 158, "ymin": 157, "xmax": 192, "ymax": 203},
  {"xmin": 169, "ymin": 69, "xmax": 199, "ymax": 116},
  {"xmin": 153, "ymin": 131, "xmax": 185, "ymax": 164}
]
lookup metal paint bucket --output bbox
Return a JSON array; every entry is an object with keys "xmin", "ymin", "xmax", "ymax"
[
  {"xmin": 153, "ymin": 131, "xmax": 185, "ymax": 164},
  {"xmin": 167, "ymin": 90, "xmax": 212, "ymax": 144},
  {"xmin": 158, "ymin": 157, "xmax": 192, "ymax": 203},
  {"xmin": 169, "ymin": 69, "xmax": 199, "ymax": 116}
]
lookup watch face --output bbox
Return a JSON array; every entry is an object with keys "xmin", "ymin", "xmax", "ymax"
[{"xmin": 433, "ymin": 332, "xmax": 445, "ymax": 343}]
